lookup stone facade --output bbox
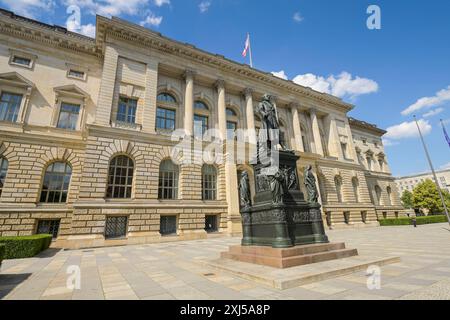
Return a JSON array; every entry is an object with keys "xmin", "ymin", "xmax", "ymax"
[
  {"xmin": 0, "ymin": 9, "xmax": 404, "ymax": 248},
  {"xmin": 396, "ymin": 169, "xmax": 450, "ymax": 194}
]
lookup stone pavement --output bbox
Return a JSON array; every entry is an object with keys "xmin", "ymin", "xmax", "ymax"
[{"xmin": 1, "ymin": 223, "xmax": 450, "ymax": 300}]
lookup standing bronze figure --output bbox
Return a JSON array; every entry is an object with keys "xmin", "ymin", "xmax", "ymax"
[
  {"xmin": 270, "ymin": 170, "xmax": 285, "ymax": 205},
  {"xmin": 304, "ymin": 165, "xmax": 319, "ymax": 203},
  {"xmin": 239, "ymin": 171, "xmax": 252, "ymax": 208}
]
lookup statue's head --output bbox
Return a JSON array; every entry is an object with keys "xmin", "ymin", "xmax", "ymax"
[{"xmin": 262, "ymin": 94, "xmax": 272, "ymax": 102}]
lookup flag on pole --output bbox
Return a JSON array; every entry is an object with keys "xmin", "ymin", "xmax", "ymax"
[
  {"xmin": 441, "ymin": 119, "xmax": 450, "ymax": 148},
  {"xmin": 242, "ymin": 33, "xmax": 250, "ymax": 57},
  {"xmin": 242, "ymin": 33, "xmax": 253, "ymax": 67}
]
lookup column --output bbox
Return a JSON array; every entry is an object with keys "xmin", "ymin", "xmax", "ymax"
[
  {"xmin": 183, "ymin": 70, "xmax": 195, "ymax": 136},
  {"xmin": 290, "ymin": 103, "xmax": 304, "ymax": 152},
  {"xmin": 310, "ymin": 108, "xmax": 324, "ymax": 156},
  {"xmin": 324, "ymin": 114, "xmax": 342, "ymax": 158},
  {"xmin": 344, "ymin": 118, "xmax": 358, "ymax": 161},
  {"xmin": 244, "ymin": 88, "xmax": 257, "ymax": 145},
  {"xmin": 142, "ymin": 59, "xmax": 158, "ymax": 133},
  {"xmin": 95, "ymin": 45, "xmax": 119, "ymax": 126},
  {"xmin": 216, "ymin": 79, "xmax": 227, "ymax": 140}
]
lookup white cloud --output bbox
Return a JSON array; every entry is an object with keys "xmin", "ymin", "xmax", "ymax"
[
  {"xmin": 140, "ymin": 13, "xmax": 163, "ymax": 27},
  {"xmin": 271, "ymin": 70, "xmax": 288, "ymax": 80},
  {"xmin": 401, "ymin": 85, "xmax": 450, "ymax": 116},
  {"xmin": 154, "ymin": 0, "xmax": 169, "ymax": 6},
  {"xmin": 384, "ymin": 119, "xmax": 432, "ymax": 140},
  {"xmin": 0, "ymin": 0, "xmax": 55, "ymax": 18},
  {"xmin": 199, "ymin": 1, "xmax": 211, "ymax": 13},
  {"xmin": 382, "ymin": 138, "xmax": 399, "ymax": 147},
  {"xmin": 64, "ymin": 0, "xmax": 150, "ymax": 17},
  {"xmin": 423, "ymin": 107, "xmax": 445, "ymax": 118},
  {"xmin": 292, "ymin": 72, "xmax": 378, "ymax": 99},
  {"xmin": 293, "ymin": 12, "xmax": 303, "ymax": 23},
  {"xmin": 79, "ymin": 23, "xmax": 96, "ymax": 37},
  {"xmin": 441, "ymin": 162, "xmax": 450, "ymax": 170}
]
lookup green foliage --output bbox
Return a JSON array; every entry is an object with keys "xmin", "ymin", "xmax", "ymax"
[
  {"xmin": 0, "ymin": 243, "xmax": 5, "ymax": 266},
  {"xmin": 379, "ymin": 215, "xmax": 448, "ymax": 226},
  {"xmin": 0, "ymin": 234, "xmax": 53, "ymax": 259},
  {"xmin": 401, "ymin": 190, "xmax": 414, "ymax": 209},
  {"xmin": 412, "ymin": 179, "xmax": 450, "ymax": 214}
]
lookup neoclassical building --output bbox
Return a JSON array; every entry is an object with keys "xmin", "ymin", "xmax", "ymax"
[{"xmin": 0, "ymin": 9, "xmax": 403, "ymax": 248}]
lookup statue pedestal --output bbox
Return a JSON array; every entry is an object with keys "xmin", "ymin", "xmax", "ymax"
[
  {"xmin": 242, "ymin": 150, "xmax": 329, "ymax": 248},
  {"xmin": 221, "ymin": 243, "xmax": 358, "ymax": 269}
]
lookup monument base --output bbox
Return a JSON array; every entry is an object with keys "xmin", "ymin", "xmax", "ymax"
[{"xmin": 221, "ymin": 242, "xmax": 358, "ymax": 269}]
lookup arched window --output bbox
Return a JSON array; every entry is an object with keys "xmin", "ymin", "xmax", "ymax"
[
  {"xmin": 386, "ymin": 186, "xmax": 392, "ymax": 206},
  {"xmin": 202, "ymin": 165, "xmax": 217, "ymax": 200},
  {"xmin": 334, "ymin": 176, "xmax": 343, "ymax": 203},
  {"xmin": 226, "ymin": 107, "xmax": 239, "ymax": 140},
  {"xmin": 158, "ymin": 160, "xmax": 179, "ymax": 199},
  {"xmin": 301, "ymin": 124, "xmax": 311, "ymax": 153},
  {"xmin": 157, "ymin": 93, "xmax": 176, "ymax": 103},
  {"xmin": 156, "ymin": 92, "xmax": 177, "ymax": 132},
  {"xmin": 40, "ymin": 162, "xmax": 72, "ymax": 203},
  {"xmin": 194, "ymin": 100, "xmax": 209, "ymax": 138},
  {"xmin": 352, "ymin": 177, "xmax": 360, "ymax": 203},
  {"xmin": 375, "ymin": 185, "xmax": 382, "ymax": 206},
  {"xmin": 106, "ymin": 155, "xmax": 134, "ymax": 199},
  {"xmin": 0, "ymin": 157, "xmax": 9, "ymax": 197}
]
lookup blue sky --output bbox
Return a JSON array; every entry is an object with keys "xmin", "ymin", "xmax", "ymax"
[{"xmin": 1, "ymin": 0, "xmax": 449, "ymax": 177}]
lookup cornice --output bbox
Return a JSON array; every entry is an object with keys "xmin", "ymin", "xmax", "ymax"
[{"xmin": 0, "ymin": 10, "xmax": 101, "ymax": 58}]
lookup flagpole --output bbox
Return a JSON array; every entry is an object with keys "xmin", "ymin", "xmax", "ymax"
[
  {"xmin": 248, "ymin": 33, "xmax": 253, "ymax": 68},
  {"xmin": 414, "ymin": 115, "xmax": 450, "ymax": 226}
]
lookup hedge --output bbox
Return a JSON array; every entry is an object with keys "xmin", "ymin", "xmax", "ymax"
[
  {"xmin": 379, "ymin": 215, "xmax": 448, "ymax": 226},
  {"xmin": 0, "ymin": 243, "xmax": 5, "ymax": 266},
  {"xmin": 0, "ymin": 234, "xmax": 53, "ymax": 259}
]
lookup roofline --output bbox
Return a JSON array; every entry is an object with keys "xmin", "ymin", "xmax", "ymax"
[
  {"xmin": 395, "ymin": 168, "xmax": 450, "ymax": 180},
  {"xmin": 348, "ymin": 117, "xmax": 387, "ymax": 136}
]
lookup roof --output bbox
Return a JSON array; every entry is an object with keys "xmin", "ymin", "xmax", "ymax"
[{"xmin": 348, "ymin": 117, "xmax": 387, "ymax": 136}]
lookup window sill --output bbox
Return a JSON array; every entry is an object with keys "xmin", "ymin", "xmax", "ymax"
[{"xmin": 111, "ymin": 121, "xmax": 142, "ymax": 131}]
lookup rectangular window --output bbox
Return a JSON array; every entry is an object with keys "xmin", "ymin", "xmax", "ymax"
[
  {"xmin": 194, "ymin": 114, "xmax": 208, "ymax": 138},
  {"xmin": 158, "ymin": 170, "xmax": 178, "ymax": 199},
  {"xmin": 117, "ymin": 97, "xmax": 137, "ymax": 124},
  {"xmin": 68, "ymin": 69, "xmax": 85, "ymax": 79},
  {"xmin": 57, "ymin": 103, "xmax": 80, "ymax": 130},
  {"xmin": 37, "ymin": 219, "xmax": 60, "ymax": 239},
  {"xmin": 156, "ymin": 107, "xmax": 176, "ymax": 131},
  {"xmin": 160, "ymin": 215, "xmax": 177, "ymax": 235},
  {"xmin": 0, "ymin": 92, "xmax": 23, "ymax": 122},
  {"xmin": 105, "ymin": 216, "xmax": 128, "ymax": 239},
  {"xmin": 12, "ymin": 56, "xmax": 31, "ymax": 67},
  {"xmin": 202, "ymin": 173, "xmax": 217, "ymax": 200},
  {"xmin": 205, "ymin": 215, "xmax": 218, "ymax": 233}
]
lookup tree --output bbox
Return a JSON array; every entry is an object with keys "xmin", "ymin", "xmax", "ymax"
[
  {"xmin": 412, "ymin": 179, "xmax": 450, "ymax": 214},
  {"xmin": 401, "ymin": 190, "xmax": 414, "ymax": 209}
]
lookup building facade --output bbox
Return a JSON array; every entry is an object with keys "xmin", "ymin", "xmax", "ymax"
[
  {"xmin": 0, "ymin": 10, "xmax": 403, "ymax": 249},
  {"xmin": 396, "ymin": 169, "xmax": 450, "ymax": 194}
]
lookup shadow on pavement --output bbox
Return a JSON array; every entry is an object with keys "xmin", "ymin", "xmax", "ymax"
[
  {"xmin": 36, "ymin": 248, "xmax": 62, "ymax": 258},
  {"xmin": 0, "ymin": 273, "xmax": 31, "ymax": 299}
]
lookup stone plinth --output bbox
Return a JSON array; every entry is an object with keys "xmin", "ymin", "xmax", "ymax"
[{"xmin": 221, "ymin": 242, "xmax": 358, "ymax": 269}]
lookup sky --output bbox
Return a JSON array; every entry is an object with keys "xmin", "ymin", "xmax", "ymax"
[{"xmin": 1, "ymin": 0, "xmax": 449, "ymax": 177}]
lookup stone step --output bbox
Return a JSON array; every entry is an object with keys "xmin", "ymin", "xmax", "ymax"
[
  {"xmin": 222, "ymin": 247, "xmax": 358, "ymax": 268},
  {"xmin": 228, "ymin": 242, "xmax": 347, "ymax": 258}
]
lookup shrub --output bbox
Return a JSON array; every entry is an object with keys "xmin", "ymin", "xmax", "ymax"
[
  {"xmin": 0, "ymin": 234, "xmax": 53, "ymax": 259},
  {"xmin": 0, "ymin": 243, "xmax": 5, "ymax": 266},
  {"xmin": 379, "ymin": 215, "xmax": 448, "ymax": 226}
]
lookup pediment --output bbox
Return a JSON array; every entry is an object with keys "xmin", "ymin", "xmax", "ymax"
[
  {"xmin": 54, "ymin": 84, "xmax": 90, "ymax": 99},
  {"xmin": 0, "ymin": 72, "xmax": 34, "ymax": 88}
]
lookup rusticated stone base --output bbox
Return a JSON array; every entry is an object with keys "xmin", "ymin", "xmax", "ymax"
[{"xmin": 221, "ymin": 242, "xmax": 358, "ymax": 269}]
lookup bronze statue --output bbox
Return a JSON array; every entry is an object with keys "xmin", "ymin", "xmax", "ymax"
[
  {"xmin": 257, "ymin": 94, "xmax": 281, "ymax": 150},
  {"xmin": 270, "ymin": 169, "xmax": 285, "ymax": 205},
  {"xmin": 304, "ymin": 165, "xmax": 319, "ymax": 203},
  {"xmin": 239, "ymin": 171, "xmax": 251, "ymax": 208}
]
